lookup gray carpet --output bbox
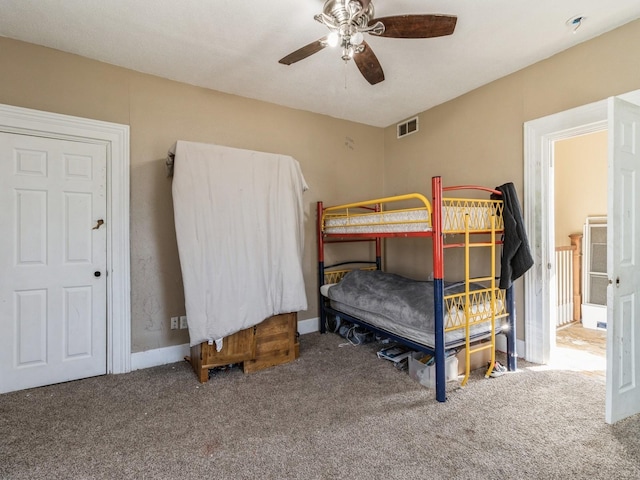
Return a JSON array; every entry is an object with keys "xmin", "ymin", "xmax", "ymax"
[{"xmin": 1, "ymin": 332, "xmax": 639, "ymax": 479}]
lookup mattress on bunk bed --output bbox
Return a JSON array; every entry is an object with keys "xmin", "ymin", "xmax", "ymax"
[
  {"xmin": 323, "ymin": 205, "xmax": 498, "ymax": 234},
  {"xmin": 324, "ymin": 209, "xmax": 431, "ymax": 234},
  {"xmin": 324, "ymin": 269, "xmax": 500, "ymax": 348}
]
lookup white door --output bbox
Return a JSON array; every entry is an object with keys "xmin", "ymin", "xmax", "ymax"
[
  {"xmin": 0, "ymin": 132, "xmax": 107, "ymax": 393},
  {"xmin": 606, "ymin": 97, "xmax": 640, "ymax": 424}
]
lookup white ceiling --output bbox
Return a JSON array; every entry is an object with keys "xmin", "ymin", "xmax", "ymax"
[{"xmin": 1, "ymin": 0, "xmax": 640, "ymax": 128}]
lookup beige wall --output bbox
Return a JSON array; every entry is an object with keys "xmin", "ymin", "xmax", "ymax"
[
  {"xmin": 2, "ymin": 18, "xmax": 639, "ymax": 352},
  {"xmin": 383, "ymin": 19, "xmax": 640, "ymax": 338},
  {"xmin": 0, "ymin": 37, "xmax": 384, "ymax": 352},
  {"xmin": 554, "ymin": 131, "xmax": 607, "ymax": 246}
]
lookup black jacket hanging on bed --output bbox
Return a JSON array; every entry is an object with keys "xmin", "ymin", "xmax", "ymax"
[{"xmin": 492, "ymin": 182, "xmax": 534, "ymax": 289}]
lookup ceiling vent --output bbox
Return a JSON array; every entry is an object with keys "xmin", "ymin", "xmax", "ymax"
[{"xmin": 397, "ymin": 116, "xmax": 419, "ymax": 139}]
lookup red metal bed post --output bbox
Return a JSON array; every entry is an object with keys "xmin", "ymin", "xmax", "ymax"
[
  {"xmin": 317, "ymin": 201, "xmax": 327, "ymax": 334},
  {"xmin": 432, "ymin": 176, "xmax": 446, "ymax": 402}
]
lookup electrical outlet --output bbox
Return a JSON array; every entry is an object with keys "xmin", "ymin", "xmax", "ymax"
[
  {"xmin": 179, "ymin": 315, "xmax": 188, "ymax": 329},
  {"xmin": 170, "ymin": 316, "xmax": 179, "ymax": 330}
]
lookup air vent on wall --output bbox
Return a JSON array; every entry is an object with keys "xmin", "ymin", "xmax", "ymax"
[{"xmin": 397, "ymin": 116, "xmax": 419, "ymax": 139}]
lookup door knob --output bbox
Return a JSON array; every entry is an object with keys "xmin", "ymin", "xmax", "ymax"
[{"xmin": 94, "ymin": 271, "xmax": 101, "ymax": 278}]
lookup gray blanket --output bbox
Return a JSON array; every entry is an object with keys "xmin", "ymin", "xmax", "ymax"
[{"xmin": 326, "ymin": 270, "xmax": 490, "ymax": 348}]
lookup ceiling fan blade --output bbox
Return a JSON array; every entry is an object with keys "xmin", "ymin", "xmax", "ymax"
[
  {"xmin": 353, "ymin": 41, "xmax": 384, "ymax": 85},
  {"xmin": 371, "ymin": 14, "xmax": 457, "ymax": 39},
  {"xmin": 279, "ymin": 36, "xmax": 328, "ymax": 65}
]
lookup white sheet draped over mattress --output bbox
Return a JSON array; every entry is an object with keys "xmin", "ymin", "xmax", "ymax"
[{"xmin": 170, "ymin": 140, "xmax": 308, "ymax": 346}]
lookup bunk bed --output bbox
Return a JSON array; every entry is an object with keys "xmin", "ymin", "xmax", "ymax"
[{"xmin": 317, "ymin": 176, "xmax": 518, "ymax": 402}]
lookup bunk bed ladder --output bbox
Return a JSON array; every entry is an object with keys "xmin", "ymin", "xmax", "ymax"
[{"xmin": 459, "ymin": 213, "xmax": 498, "ymax": 387}]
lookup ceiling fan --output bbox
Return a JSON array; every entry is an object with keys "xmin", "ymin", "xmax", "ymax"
[{"xmin": 278, "ymin": 0, "xmax": 457, "ymax": 85}]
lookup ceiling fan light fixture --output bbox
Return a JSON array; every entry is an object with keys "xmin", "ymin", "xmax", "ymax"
[
  {"xmin": 341, "ymin": 45, "xmax": 355, "ymax": 61},
  {"xmin": 315, "ymin": 12, "xmax": 338, "ymax": 29},
  {"xmin": 346, "ymin": 0, "xmax": 360, "ymax": 15},
  {"xmin": 351, "ymin": 31, "xmax": 364, "ymax": 45},
  {"xmin": 327, "ymin": 31, "xmax": 340, "ymax": 47}
]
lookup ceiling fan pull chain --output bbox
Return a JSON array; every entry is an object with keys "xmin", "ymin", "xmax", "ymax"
[{"xmin": 344, "ymin": 61, "xmax": 348, "ymax": 90}]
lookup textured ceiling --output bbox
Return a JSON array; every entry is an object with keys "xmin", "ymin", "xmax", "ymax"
[{"xmin": 1, "ymin": 0, "xmax": 640, "ymax": 127}]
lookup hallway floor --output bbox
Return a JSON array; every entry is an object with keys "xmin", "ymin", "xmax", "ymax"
[{"xmin": 550, "ymin": 322, "xmax": 606, "ymax": 380}]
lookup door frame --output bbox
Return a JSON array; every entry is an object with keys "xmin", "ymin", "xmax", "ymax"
[
  {"xmin": 523, "ymin": 90, "xmax": 640, "ymax": 365},
  {"xmin": 0, "ymin": 103, "xmax": 131, "ymax": 375}
]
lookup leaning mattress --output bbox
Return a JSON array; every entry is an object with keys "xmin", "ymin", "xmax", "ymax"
[{"xmin": 324, "ymin": 269, "xmax": 500, "ymax": 348}]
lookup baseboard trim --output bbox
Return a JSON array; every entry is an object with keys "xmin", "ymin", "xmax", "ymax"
[
  {"xmin": 130, "ymin": 318, "xmax": 321, "ymax": 371},
  {"xmin": 517, "ymin": 339, "xmax": 527, "ymax": 361},
  {"xmin": 298, "ymin": 317, "xmax": 319, "ymax": 335},
  {"xmin": 131, "ymin": 343, "xmax": 190, "ymax": 371},
  {"xmin": 496, "ymin": 335, "xmax": 527, "ymax": 362}
]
